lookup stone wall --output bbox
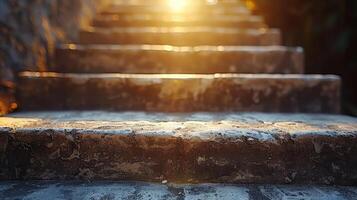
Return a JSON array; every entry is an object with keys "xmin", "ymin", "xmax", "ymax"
[
  {"xmin": 0, "ymin": 0, "xmax": 110, "ymax": 114},
  {"xmin": 0, "ymin": 0, "xmax": 109, "ymax": 82}
]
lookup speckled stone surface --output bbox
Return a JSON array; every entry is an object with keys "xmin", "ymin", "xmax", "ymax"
[
  {"xmin": 92, "ymin": 15, "xmax": 266, "ymax": 28},
  {"xmin": 0, "ymin": 111, "xmax": 356, "ymax": 184},
  {"xmin": 79, "ymin": 27, "xmax": 281, "ymax": 46},
  {"xmin": 17, "ymin": 72, "xmax": 340, "ymax": 113},
  {"xmin": 55, "ymin": 45, "xmax": 303, "ymax": 74},
  {"xmin": 0, "ymin": 181, "xmax": 357, "ymax": 200}
]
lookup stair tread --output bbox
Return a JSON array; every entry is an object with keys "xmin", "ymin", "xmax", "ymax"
[
  {"xmin": 17, "ymin": 72, "xmax": 340, "ymax": 113},
  {"xmin": 92, "ymin": 15, "xmax": 265, "ymax": 28},
  {"xmin": 55, "ymin": 44, "xmax": 304, "ymax": 74},
  {"xmin": 2, "ymin": 181, "xmax": 356, "ymax": 200},
  {"xmin": 18, "ymin": 72, "xmax": 337, "ymax": 79},
  {"xmin": 79, "ymin": 27, "xmax": 281, "ymax": 45},
  {"xmin": 111, "ymin": 0, "xmax": 245, "ymax": 6},
  {"xmin": 59, "ymin": 44, "xmax": 299, "ymax": 51},
  {"xmin": 83, "ymin": 26, "xmax": 275, "ymax": 33},
  {"xmin": 101, "ymin": 4, "xmax": 250, "ymax": 16},
  {"xmin": 1, "ymin": 111, "xmax": 356, "ymax": 184},
  {"xmin": 5, "ymin": 110, "xmax": 356, "ymax": 123},
  {"xmin": 94, "ymin": 15, "xmax": 263, "ymax": 22}
]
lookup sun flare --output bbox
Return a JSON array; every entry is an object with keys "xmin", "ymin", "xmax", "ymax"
[{"xmin": 168, "ymin": 0, "xmax": 188, "ymax": 12}]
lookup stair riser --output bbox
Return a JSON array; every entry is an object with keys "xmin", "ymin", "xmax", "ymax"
[
  {"xmin": 92, "ymin": 18, "xmax": 265, "ymax": 29},
  {"xmin": 1, "ymin": 126, "xmax": 356, "ymax": 185},
  {"xmin": 55, "ymin": 46, "xmax": 304, "ymax": 74},
  {"xmin": 79, "ymin": 30, "xmax": 281, "ymax": 46},
  {"xmin": 17, "ymin": 73, "xmax": 340, "ymax": 113}
]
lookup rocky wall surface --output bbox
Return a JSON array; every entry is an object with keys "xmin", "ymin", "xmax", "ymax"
[{"xmin": 0, "ymin": 0, "xmax": 109, "ymax": 114}]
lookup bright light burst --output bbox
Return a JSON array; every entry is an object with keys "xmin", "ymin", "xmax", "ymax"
[{"xmin": 168, "ymin": 0, "xmax": 188, "ymax": 12}]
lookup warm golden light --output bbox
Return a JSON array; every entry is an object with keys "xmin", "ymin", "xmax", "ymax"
[
  {"xmin": 168, "ymin": 0, "xmax": 188, "ymax": 12},
  {"xmin": 207, "ymin": 0, "xmax": 218, "ymax": 5},
  {"xmin": 245, "ymin": 0, "xmax": 256, "ymax": 11}
]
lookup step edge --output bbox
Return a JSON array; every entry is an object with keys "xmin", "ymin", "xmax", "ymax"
[
  {"xmin": 17, "ymin": 71, "xmax": 340, "ymax": 81},
  {"xmin": 57, "ymin": 44, "xmax": 303, "ymax": 53}
]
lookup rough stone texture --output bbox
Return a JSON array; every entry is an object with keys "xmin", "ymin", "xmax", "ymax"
[
  {"xmin": 0, "ymin": 0, "xmax": 109, "ymax": 81},
  {"xmin": 79, "ymin": 27, "xmax": 281, "ymax": 46},
  {"xmin": 92, "ymin": 15, "xmax": 266, "ymax": 28},
  {"xmin": 17, "ymin": 72, "xmax": 340, "ymax": 113},
  {"xmin": 0, "ymin": 181, "xmax": 357, "ymax": 200},
  {"xmin": 55, "ymin": 45, "xmax": 304, "ymax": 74},
  {"xmin": 0, "ymin": 112, "xmax": 356, "ymax": 185},
  {"xmin": 0, "ymin": 0, "xmax": 110, "ymax": 115}
]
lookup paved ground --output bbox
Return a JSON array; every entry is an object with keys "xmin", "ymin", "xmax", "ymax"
[{"xmin": 0, "ymin": 181, "xmax": 357, "ymax": 200}]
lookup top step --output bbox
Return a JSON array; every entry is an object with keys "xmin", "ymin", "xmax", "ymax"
[
  {"xmin": 101, "ymin": 4, "xmax": 250, "ymax": 17},
  {"xmin": 92, "ymin": 15, "xmax": 266, "ymax": 29},
  {"xmin": 112, "ymin": 0, "xmax": 245, "ymax": 6}
]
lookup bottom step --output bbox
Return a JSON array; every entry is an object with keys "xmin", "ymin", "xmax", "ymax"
[
  {"xmin": 1, "ymin": 181, "xmax": 357, "ymax": 200},
  {"xmin": 1, "ymin": 112, "xmax": 356, "ymax": 185}
]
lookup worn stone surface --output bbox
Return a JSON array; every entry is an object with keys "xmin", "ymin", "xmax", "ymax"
[
  {"xmin": 79, "ymin": 27, "xmax": 281, "ymax": 46},
  {"xmin": 17, "ymin": 72, "xmax": 340, "ymax": 113},
  {"xmin": 0, "ymin": 0, "xmax": 110, "ymax": 81},
  {"xmin": 0, "ymin": 112, "xmax": 356, "ymax": 184},
  {"xmin": 92, "ymin": 15, "xmax": 266, "ymax": 28},
  {"xmin": 55, "ymin": 45, "xmax": 303, "ymax": 74},
  {"xmin": 0, "ymin": 181, "xmax": 357, "ymax": 200}
]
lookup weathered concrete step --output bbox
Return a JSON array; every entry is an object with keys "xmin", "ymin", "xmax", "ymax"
[
  {"xmin": 1, "ymin": 181, "xmax": 357, "ymax": 200},
  {"xmin": 79, "ymin": 27, "xmax": 281, "ymax": 46},
  {"xmin": 1, "ymin": 112, "xmax": 356, "ymax": 185},
  {"xmin": 17, "ymin": 72, "xmax": 340, "ymax": 113},
  {"xmin": 101, "ymin": 4, "xmax": 250, "ymax": 16},
  {"xmin": 55, "ymin": 45, "xmax": 304, "ymax": 74},
  {"xmin": 92, "ymin": 15, "xmax": 266, "ymax": 28}
]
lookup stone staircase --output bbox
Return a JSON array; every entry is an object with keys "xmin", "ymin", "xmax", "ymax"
[{"xmin": 1, "ymin": 0, "xmax": 357, "ymax": 199}]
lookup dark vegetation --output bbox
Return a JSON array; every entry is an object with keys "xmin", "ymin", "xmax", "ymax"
[{"xmin": 251, "ymin": 0, "xmax": 357, "ymax": 116}]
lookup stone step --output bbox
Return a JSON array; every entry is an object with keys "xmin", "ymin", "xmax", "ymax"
[
  {"xmin": 100, "ymin": 4, "xmax": 250, "ymax": 17},
  {"xmin": 1, "ymin": 111, "xmax": 356, "ymax": 185},
  {"xmin": 112, "ymin": 0, "xmax": 245, "ymax": 7},
  {"xmin": 55, "ymin": 45, "xmax": 304, "ymax": 74},
  {"xmin": 79, "ymin": 27, "xmax": 281, "ymax": 46},
  {"xmin": 92, "ymin": 15, "xmax": 266, "ymax": 28},
  {"xmin": 1, "ymin": 181, "xmax": 357, "ymax": 200},
  {"xmin": 17, "ymin": 72, "xmax": 340, "ymax": 113}
]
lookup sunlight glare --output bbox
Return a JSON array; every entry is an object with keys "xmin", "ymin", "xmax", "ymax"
[
  {"xmin": 207, "ymin": 0, "xmax": 218, "ymax": 5},
  {"xmin": 168, "ymin": 0, "xmax": 188, "ymax": 12}
]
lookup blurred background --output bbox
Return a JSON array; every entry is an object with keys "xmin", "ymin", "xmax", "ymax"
[
  {"xmin": 248, "ymin": 0, "xmax": 357, "ymax": 116},
  {"xmin": 0, "ymin": 0, "xmax": 356, "ymax": 115}
]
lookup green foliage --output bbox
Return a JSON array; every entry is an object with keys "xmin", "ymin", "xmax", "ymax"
[{"xmin": 251, "ymin": 0, "xmax": 357, "ymax": 115}]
